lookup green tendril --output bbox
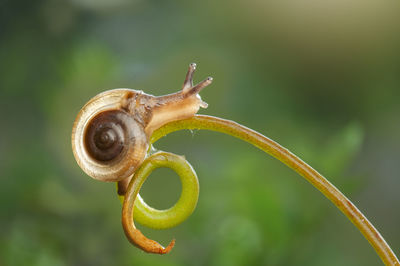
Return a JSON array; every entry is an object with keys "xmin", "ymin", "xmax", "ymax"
[
  {"xmin": 121, "ymin": 114, "xmax": 399, "ymax": 264},
  {"xmin": 120, "ymin": 151, "xmax": 199, "ymax": 229}
]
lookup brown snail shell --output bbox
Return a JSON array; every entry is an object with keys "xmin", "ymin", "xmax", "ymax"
[
  {"xmin": 71, "ymin": 63, "xmax": 212, "ymax": 182},
  {"xmin": 72, "ymin": 89, "xmax": 148, "ymax": 182}
]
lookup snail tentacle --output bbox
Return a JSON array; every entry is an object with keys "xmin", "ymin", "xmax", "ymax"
[{"xmin": 182, "ymin": 62, "xmax": 196, "ymax": 92}]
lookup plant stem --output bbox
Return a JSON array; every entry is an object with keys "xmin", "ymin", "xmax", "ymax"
[
  {"xmin": 151, "ymin": 114, "xmax": 399, "ymax": 265},
  {"xmin": 122, "ymin": 151, "xmax": 199, "ymax": 230}
]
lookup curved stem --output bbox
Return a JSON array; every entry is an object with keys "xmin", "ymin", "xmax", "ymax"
[
  {"xmin": 122, "ymin": 151, "xmax": 199, "ymax": 230},
  {"xmin": 122, "ymin": 151, "xmax": 199, "ymax": 254},
  {"xmin": 151, "ymin": 114, "xmax": 399, "ymax": 265}
]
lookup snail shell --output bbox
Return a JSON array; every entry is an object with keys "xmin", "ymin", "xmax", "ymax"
[
  {"xmin": 72, "ymin": 63, "xmax": 212, "ymax": 182},
  {"xmin": 72, "ymin": 89, "xmax": 148, "ymax": 182}
]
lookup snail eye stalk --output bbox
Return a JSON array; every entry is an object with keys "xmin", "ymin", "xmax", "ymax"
[{"xmin": 72, "ymin": 64, "xmax": 399, "ymax": 265}]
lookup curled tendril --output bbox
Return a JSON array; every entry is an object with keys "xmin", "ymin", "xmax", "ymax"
[
  {"xmin": 120, "ymin": 151, "xmax": 199, "ymax": 254},
  {"xmin": 118, "ymin": 115, "xmax": 399, "ymax": 265}
]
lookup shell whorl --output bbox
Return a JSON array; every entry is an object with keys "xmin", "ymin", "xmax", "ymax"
[{"xmin": 72, "ymin": 89, "xmax": 148, "ymax": 182}]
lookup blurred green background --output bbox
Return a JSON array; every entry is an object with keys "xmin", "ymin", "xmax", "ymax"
[{"xmin": 1, "ymin": 0, "xmax": 400, "ymax": 265}]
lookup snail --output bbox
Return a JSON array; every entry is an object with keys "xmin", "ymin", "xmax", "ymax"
[
  {"xmin": 72, "ymin": 63, "xmax": 210, "ymax": 185},
  {"xmin": 72, "ymin": 64, "xmax": 399, "ymax": 264}
]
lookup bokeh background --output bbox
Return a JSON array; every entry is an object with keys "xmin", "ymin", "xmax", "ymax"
[{"xmin": 1, "ymin": 0, "xmax": 400, "ymax": 265}]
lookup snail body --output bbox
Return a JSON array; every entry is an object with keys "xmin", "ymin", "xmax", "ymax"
[{"xmin": 71, "ymin": 63, "xmax": 212, "ymax": 183}]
